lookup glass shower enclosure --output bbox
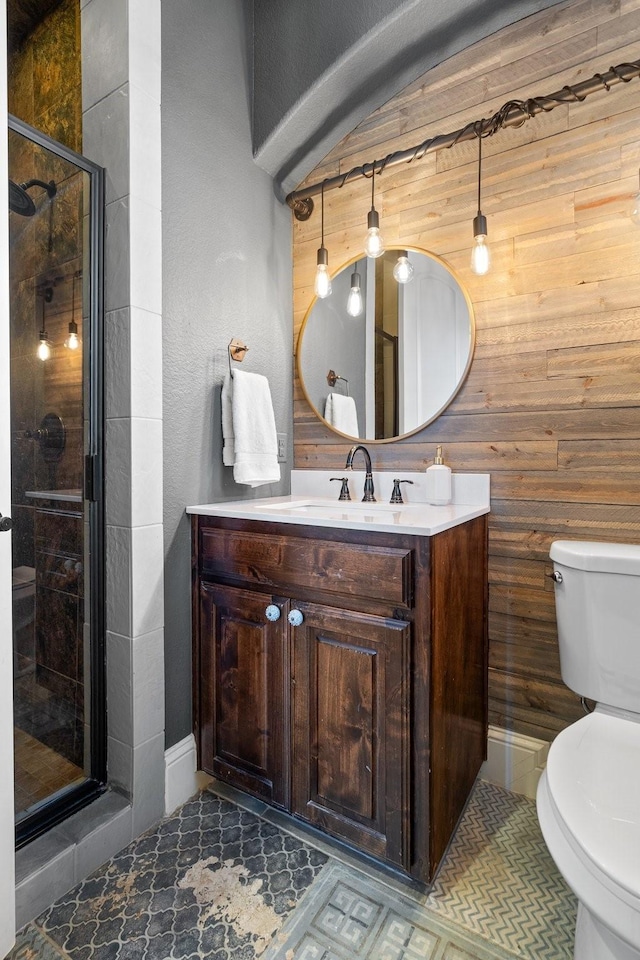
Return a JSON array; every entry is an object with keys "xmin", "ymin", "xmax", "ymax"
[{"xmin": 8, "ymin": 115, "xmax": 105, "ymax": 846}]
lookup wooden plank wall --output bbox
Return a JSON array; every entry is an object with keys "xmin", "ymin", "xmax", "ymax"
[{"xmin": 291, "ymin": 0, "xmax": 640, "ymax": 742}]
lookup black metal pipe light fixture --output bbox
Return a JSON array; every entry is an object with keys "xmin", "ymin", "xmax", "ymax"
[{"xmin": 287, "ymin": 57, "xmax": 640, "ymax": 274}]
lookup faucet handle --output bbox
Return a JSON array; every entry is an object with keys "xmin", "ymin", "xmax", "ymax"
[
  {"xmin": 390, "ymin": 479, "xmax": 414, "ymax": 504},
  {"xmin": 330, "ymin": 477, "xmax": 352, "ymax": 501}
]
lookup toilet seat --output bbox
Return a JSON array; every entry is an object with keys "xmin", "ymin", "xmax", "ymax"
[{"xmin": 546, "ymin": 710, "xmax": 640, "ymax": 903}]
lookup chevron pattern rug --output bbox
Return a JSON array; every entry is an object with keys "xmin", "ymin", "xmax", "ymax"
[{"xmin": 425, "ymin": 780, "xmax": 576, "ymax": 957}]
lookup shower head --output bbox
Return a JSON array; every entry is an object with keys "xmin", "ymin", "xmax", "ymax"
[
  {"xmin": 9, "ymin": 180, "xmax": 35, "ymax": 216},
  {"xmin": 9, "ymin": 178, "xmax": 57, "ymax": 217}
]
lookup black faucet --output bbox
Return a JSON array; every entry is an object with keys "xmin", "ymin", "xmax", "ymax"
[{"xmin": 345, "ymin": 444, "xmax": 375, "ymax": 502}]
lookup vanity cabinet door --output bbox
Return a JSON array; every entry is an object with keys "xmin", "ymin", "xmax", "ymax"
[
  {"xmin": 198, "ymin": 582, "xmax": 289, "ymax": 808},
  {"xmin": 291, "ymin": 602, "xmax": 411, "ymax": 869}
]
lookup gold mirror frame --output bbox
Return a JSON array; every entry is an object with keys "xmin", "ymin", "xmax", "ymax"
[{"xmin": 296, "ymin": 247, "xmax": 476, "ymax": 444}]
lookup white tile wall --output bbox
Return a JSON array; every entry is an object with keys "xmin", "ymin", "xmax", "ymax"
[
  {"xmin": 131, "ymin": 419, "xmax": 163, "ymax": 526},
  {"xmin": 130, "ymin": 307, "xmax": 163, "ymax": 419},
  {"xmin": 129, "ymin": 87, "xmax": 161, "ymax": 207},
  {"xmin": 129, "ymin": 197, "xmax": 163, "ymax": 315},
  {"xmin": 82, "ymin": 85, "xmax": 130, "ymax": 204},
  {"xmin": 130, "ymin": 524, "xmax": 164, "ymax": 638}
]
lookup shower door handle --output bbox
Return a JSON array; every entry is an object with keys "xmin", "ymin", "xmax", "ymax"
[{"xmin": 0, "ymin": 513, "xmax": 13, "ymax": 532}]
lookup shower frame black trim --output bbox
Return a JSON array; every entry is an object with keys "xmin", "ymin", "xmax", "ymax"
[{"xmin": 9, "ymin": 115, "xmax": 107, "ymax": 850}]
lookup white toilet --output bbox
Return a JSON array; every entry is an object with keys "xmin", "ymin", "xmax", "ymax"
[{"xmin": 537, "ymin": 540, "xmax": 640, "ymax": 960}]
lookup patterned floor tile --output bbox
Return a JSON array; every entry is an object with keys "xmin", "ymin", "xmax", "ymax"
[
  {"xmin": 6, "ymin": 925, "xmax": 70, "ymax": 960},
  {"xmin": 10, "ymin": 780, "xmax": 577, "ymax": 960},
  {"xmin": 262, "ymin": 862, "xmax": 518, "ymax": 960},
  {"xmin": 425, "ymin": 780, "xmax": 576, "ymax": 959},
  {"xmin": 32, "ymin": 793, "xmax": 328, "ymax": 959}
]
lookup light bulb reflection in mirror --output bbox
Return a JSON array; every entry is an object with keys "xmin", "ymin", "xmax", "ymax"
[
  {"xmin": 346, "ymin": 270, "xmax": 363, "ymax": 316},
  {"xmin": 393, "ymin": 253, "xmax": 414, "ymax": 283}
]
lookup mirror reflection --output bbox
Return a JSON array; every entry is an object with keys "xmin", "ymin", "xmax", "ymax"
[{"xmin": 297, "ymin": 248, "xmax": 475, "ymax": 442}]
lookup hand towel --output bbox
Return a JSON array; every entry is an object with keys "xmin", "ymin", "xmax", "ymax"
[
  {"xmin": 324, "ymin": 392, "xmax": 359, "ymax": 437},
  {"xmin": 231, "ymin": 369, "xmax": 281, "ymax": 487},
  {"xmin": 221, "ymin": 374, "xmax": 235, "ymax": 466}
]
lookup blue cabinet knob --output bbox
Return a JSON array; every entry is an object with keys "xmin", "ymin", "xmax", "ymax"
[
  {"xmin": 288, "ymin": 609, "xmax": 304, "ymax": 627},
  {"xmin": 265, "ymin": 604, "xmax": 281, "ymax": 622}
]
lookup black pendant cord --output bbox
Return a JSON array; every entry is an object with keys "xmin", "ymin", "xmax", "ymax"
[
  {"xmin": 477, "ymin": 126, "xmax": 482, "ymax": 216},
  {"xmin": 287, "ymin": 57, "xmax": 640, "ymax": 219}
]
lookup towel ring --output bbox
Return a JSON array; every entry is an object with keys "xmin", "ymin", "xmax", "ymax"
[
  {"xmin": 229, "ymin": 338, "xmax": 249, "ymax": 374},
  {"xmin": 327, "ymin": 369, "xmax": 349, "ymax": 397}
]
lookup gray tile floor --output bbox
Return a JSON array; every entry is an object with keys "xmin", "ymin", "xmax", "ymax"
[{"xmin": 7, "ymin": 780, "xmax": 576, "ymax": 960}]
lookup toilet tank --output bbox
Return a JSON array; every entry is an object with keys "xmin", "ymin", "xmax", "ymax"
[{"xmin": 550, "ymin": 540, "xmax": 640, "ymax": 712}]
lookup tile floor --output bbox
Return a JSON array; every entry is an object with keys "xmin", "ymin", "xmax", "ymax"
[
  {"xmin": 7, "ymin": 779, "xmax": 576, "ymax": 960},
  {"xmin": 14, "ymin": 728, "xmax": 84, "ymax": 816}
]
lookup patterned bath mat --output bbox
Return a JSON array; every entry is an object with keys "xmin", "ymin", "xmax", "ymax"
[
  {"xmin": 31, "ymin": 792, "xmax": 328, "ymax": 959},
  {"xmin": 425, "ymin": 781, "xmax": 576, "ymax": 959}
]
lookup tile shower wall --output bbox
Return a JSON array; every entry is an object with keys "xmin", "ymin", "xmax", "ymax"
[{"xmin": 8, "ymin": 0, "xmax": 86, "ymax": 757}]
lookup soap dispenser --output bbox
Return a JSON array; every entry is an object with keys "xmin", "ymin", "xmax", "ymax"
[{"xmin": 425, "ymin": 445, "xmax": 452, "ymax": 505}]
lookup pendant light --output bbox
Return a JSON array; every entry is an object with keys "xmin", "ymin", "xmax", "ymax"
[
  {"xmin": 37, "ymin": 330, "xmax": 51, "ymax": 361},
  {"xmin": 393, "ymin": 250, "xmax": 414, "ymax": 284},
  {"xmin": 65, "ymin": 273, "xmax": 80, "ymax": 349},
  {"xmin": 364, "ymin": 164, "xmax": 385, "ymax": 258},
  {"xmin": 470, "ymin": 128, "xmax": 491, "ymax": 276},
  {"xmin": 314, "ymin": 181, "xmax": 332, "ymax": 299},
  {"xmin": 36, "ymin": 287, "xmax": 51, "ymax": 361},
  {"xmin": 346, "ymin": 261, "xmax": 364, "ymax": 317}
]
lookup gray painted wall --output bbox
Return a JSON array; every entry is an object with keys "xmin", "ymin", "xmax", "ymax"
[
  {"xmin": 162, "ymin": 0, "xmax": 292, "ymax": 747},
  {"xmin": 252, "ymin": 0, "xmax": 566, "ymax": 194}
]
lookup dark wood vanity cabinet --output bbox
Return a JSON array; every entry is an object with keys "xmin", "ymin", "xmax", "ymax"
[{"xmin": 192, "ymin": 513, "xmax": 488, "ymax": 884}]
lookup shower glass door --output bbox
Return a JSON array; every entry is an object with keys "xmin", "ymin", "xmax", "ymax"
[{"xmin": 8, "ymin": 116, "xmax": 105, "ymax": 846}]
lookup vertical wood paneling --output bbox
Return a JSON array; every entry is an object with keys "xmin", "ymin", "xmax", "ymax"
[{"xmin": 291, "ymin": 0, "xmax": 640, "ymax": 742}]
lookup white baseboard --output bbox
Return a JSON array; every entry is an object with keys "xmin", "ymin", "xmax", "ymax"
[
  {"xmin": 164, "ymin": 734, "xmax": 212, "ymax": 816},
  {"xmin": 479, "ymin": 725, "xmax": 550, "ymax": 800}
]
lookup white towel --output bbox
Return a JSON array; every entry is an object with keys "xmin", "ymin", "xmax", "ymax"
[
  {"xmin": 324, "ymin": 392, "xmax": 359, "ymax": 437},
  {"xmin": 226, "ymin": 369, "xmax": 280, "ymax": 487},
  {"xmin": 221, "ymin": 374, "xmax": 235, "ymax": 466}
]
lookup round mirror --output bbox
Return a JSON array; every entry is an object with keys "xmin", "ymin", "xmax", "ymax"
[{"xmin": 296, "ymin": 247, "xmax": 475, "ymax": 442}]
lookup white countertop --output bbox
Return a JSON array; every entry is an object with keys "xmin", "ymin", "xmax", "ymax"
[{"xmin": 187, "ymin": 471, "xmax": 490, "ymax": 536}]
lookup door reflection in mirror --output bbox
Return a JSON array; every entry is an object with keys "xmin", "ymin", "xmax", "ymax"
[{"xmin": 297, "ymin": 248, "xmax": 475, "ymax": 442}]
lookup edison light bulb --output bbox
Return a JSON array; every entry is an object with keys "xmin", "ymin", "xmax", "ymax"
[
  {"xmin": 37, "ymin": 334, "xmax": 51, "ymax": 361},
  {"xmin": 66, "ymin": 321, "xmax": 79, "ymax": 349},
  {"xmin": 470, "ymin": 235, "xmax": 491, "ymax": 275},
  {"xmin": 393, "ymin": 253, "xmax": 414, "ymax": 283},
  {"xmin": 314, "ymin": 245, "xmax": 331, "ymax": 299},
  {"xmin": 364, "ymin": 208, "xmax": 385, "ymax": 258},
  {"xmin": 471, "ymin": 213, "xmax": 491, "ymax": 276},
  {"xmin": 346, "ymin": 272, "xmax": 363, "ymax": 317},
  {"xmin": 314, "ymin": 263, "xmax": 331, "ymax": 299}
]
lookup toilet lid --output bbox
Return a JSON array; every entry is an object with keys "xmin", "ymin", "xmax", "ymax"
[{"xmin": 546, "ymin": 711, "xmax": 640, "ymax": 901}]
